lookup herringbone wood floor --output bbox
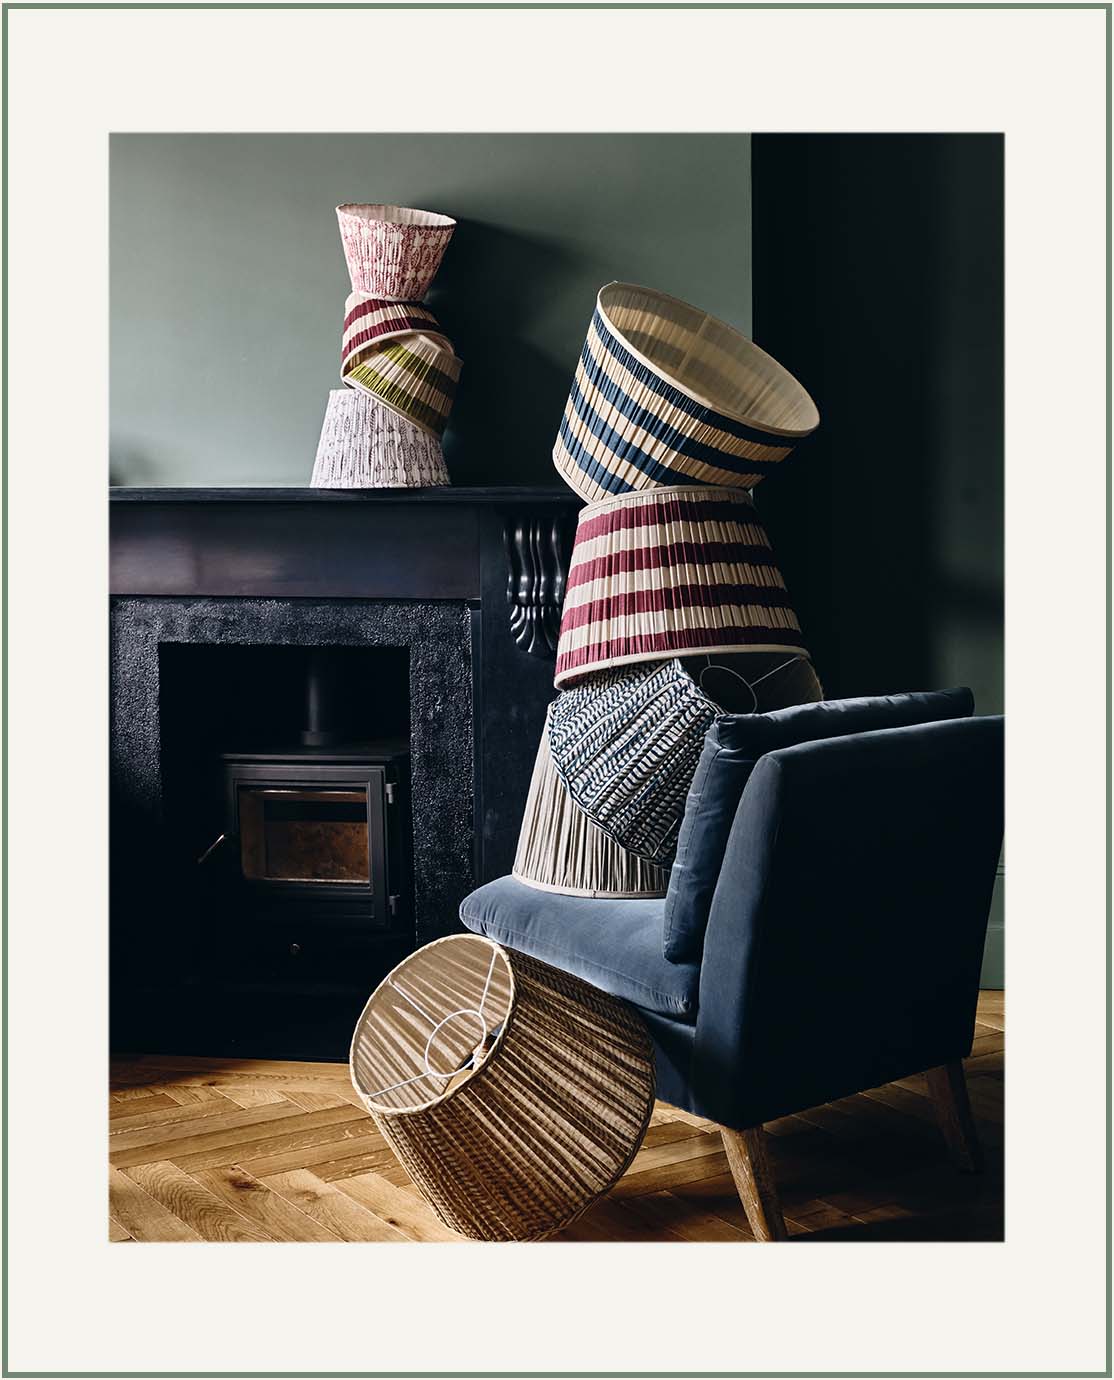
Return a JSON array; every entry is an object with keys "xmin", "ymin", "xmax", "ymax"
[{"xmin": 109, "ymin": 991, "xmax": 1003, "ymax": 1243}]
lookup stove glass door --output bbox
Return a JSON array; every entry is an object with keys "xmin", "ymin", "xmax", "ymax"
[{"xmin": 238, "ymin": 787, "xmax": 371, "ymax": 885}]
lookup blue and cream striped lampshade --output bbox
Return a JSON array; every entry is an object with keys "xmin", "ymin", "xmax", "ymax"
[{"xmin": 553, "ymin": 283, "xmax": 819, "ymax": 504}]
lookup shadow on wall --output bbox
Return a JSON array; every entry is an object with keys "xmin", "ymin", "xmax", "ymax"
[{"xmin": 429, "ymin": 219, "xmax": 579, "ymax": 488}]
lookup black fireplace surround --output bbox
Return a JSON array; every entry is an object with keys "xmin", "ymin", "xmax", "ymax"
[{"xmin": 110, "ymin": 487, "xmax": 579, "ymax": 1058}]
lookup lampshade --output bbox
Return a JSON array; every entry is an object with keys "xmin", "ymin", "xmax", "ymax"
[
  {"xmin": 513, "ymin": 712, "xmax": 670, "ymax": 897},
  {"xmin": 341, "ymin": 293, "xmax": 452, "ymax": 374},
  {"xmin": 349, "ymin": 934, "xmax": 655, "ymax": 1241},
  {"xmin": 341, "ymin": 331, "xmax": 461, "ymax": 440},
  {"xmin": 547, "ymin": 659, "xmax": 719, "ymax": 866},
  {"xmin": 336, "ymin": 203, "xmax": 456, "ymax": 301},
  {"xmin": 554, "ymin": 485, "xmax": 811, "ymax": 689},
  {"xmin": 553, "ymin": 282, "xmax": 819, "ymax": 504},
  {"xmin": 310, "ymin": 388, "xmax": 449, "ymax": 489}
]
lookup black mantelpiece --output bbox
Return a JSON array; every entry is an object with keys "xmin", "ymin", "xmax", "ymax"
[{"xmin": 110, "ymin": 486, "xmax": 580, "ymax": 1058}]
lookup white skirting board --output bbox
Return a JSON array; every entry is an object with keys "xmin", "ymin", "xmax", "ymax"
[{"xmin": 979, "ymin": 864, "xmax": 1005, "ymax": 990}]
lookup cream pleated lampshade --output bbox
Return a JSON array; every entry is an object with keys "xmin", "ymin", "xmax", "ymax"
[
  {"xmin": 553, "ymin": 282, "xmax": 819, "ymax": 503},
  {"xmin": 513, "ymin": 711, "xmax": 670, "ymax": 898}
]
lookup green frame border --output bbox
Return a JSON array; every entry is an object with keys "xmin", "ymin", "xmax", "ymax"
[{"xmin": 2, "ymin": 5, "xmax": 1109, "ymax": 1376}]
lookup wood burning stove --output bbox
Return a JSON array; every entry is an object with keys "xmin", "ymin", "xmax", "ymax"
[
  {"xmin": 209, "ymin": 650, "xmax": 412, "ymax": 992},
  {"xmin": 221, "ymin": 746, "xmax": 408, "ymax": 938}
]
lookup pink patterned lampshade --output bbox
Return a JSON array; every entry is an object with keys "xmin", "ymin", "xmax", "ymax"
[{"xmin": 336, "ymin": 204, "xmax": 456, "ymax": 301}]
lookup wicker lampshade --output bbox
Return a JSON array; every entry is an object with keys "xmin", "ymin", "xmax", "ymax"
[
  {"xmin": 350, "ymin": 934, "xmax": 655, "ymax": 1241},
  {"xmin": 513, "ymin": 711, "xmax": 670, "ymax": 897},
  {"xmin": 310, "ymin": 388, "xmax": 449, "ymax": 489},
  {"xmin": 554, "ymin": 484, "xmax": 811, "ymax": 689},
  {"xmin": 553, "ymin": 282, "xmax": 819, "ymax": 504},
  {"xmin": 336, "ymin": 204, "xmax": 456, "ymax": 301}
]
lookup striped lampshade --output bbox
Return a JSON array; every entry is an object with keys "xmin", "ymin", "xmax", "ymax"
[
  {"xmin": 513, "ymin": 712, "xmax": 670, "ymax": 898},
  {"xmin": 310, "ymin": 389, "xmax": 449, "ymax": 489},
  {"xmin": 554, "ymin": 485, "xmax": 811, "ymax": 690},
  {"xmin": 341, "ymin": 293, "xmax": 452, "ymax": 370},
  {"xmin": 341, "ymin": 331, "xmax": 461, "ymax": 440},
  {"xmin": 336, "ymin": 204, "xmax": 456, "ymax": 301},
  {"xmin": 553, "ymin": 282, "xmax": 819, "ymax": 504}
]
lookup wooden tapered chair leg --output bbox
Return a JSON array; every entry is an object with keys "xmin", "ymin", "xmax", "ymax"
[
  {"xmin": 720, "ymin": 1125, "xmax": 788, "ymax": 1241},
  {"xmin": 925, "ymin": 1059, "xmax": 984, "ymax": 1173}
]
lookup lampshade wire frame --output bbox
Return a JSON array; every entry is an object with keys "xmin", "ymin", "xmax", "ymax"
[
  {"xmin": 696, "ymin": 653, "xmax": 808, "ymax": 715},
  {"xmin": 363, "ymin": 946, "xmax": 502, "ymax": 1101}
]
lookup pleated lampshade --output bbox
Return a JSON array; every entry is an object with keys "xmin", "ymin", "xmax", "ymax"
[
  {"xmin": 310, "ymin": 388, "xmax": 449, "ymax": 489},
  {"xmin": 336, "ymin": 203, "xmax": 456, "ymax": 301},
  {"xmin": 553, "ymin": 484, "xmax": 811, "ymax": 689},
  {"xmin": 553, "ymin": 282, "xmax": 819, "ymax": 504},
  {"xmin": 341, "ymin": 292, "xmax": 453, "ymax": 368},
  {"xmin": 349, "ymin": 934, "xmax": 655, "ymax": 1241},
  {"xmin": 513, "ymin": 712, "xmax": 670, "ymax": 897},
  {"xmin": 341, "ymin": 331, "xmax": 461, "ymax": 440}
]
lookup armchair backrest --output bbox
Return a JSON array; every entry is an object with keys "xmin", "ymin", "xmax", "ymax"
[{"xmin": 693, "ymin": 715, "xmax": 1004, "ymax": 1130}]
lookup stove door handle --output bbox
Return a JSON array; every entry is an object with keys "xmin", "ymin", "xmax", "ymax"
[{"xmin": 196, "ymin": 832, "xmax": 229, "ymax": 867}]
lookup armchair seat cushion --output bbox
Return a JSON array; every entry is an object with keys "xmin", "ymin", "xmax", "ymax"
[{"xmin": 459, "ymin": 877, "xmax": 699, "ymax": 1021}]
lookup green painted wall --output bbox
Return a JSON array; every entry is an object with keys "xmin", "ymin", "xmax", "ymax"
[{"xmin": 110, "ymin": 133, "xmax": 752, "ymax": 487}]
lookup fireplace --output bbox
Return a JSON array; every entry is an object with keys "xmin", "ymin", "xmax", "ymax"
[{"xmin": 110, "ymin": 487, "xmax": 580, "ymax": 1060}]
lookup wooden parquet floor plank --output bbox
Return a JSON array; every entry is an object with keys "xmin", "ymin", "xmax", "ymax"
[
  {"xmin": 108, "ymin": 991, "xmax": 1004, "ymax": 1242},
  {"xmin": 188, "ymin": 1164, "xmax": 343, "ymax": 1242},
  {"xmin": 331, "ymin": 1172, "xmax": 467, "ymax": 1242},
  {"xmin": 260, "ymin": 1168, "xmax": 410, "ymax": 1242},
  {"xmin": 122, "ymin": 1161, "xmax": 273, "ymax": 1242},
  {"xmin": 109, "ymin": 1165, "xmax": 204, "ymax": 1243}
]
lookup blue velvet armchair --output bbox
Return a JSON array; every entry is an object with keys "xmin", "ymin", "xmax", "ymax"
[{"xmin": 461, "ymin": 695, "xmax": 1004, "ymax": 1240}]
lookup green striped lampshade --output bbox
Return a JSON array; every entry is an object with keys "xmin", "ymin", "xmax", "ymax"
[{"xmin": 341, "ymin": 330, "xmax": 461, "ymax": 440}]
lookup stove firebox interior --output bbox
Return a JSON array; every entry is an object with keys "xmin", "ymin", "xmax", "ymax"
[{"xmin": 150, "ymin": 643, "xmax": 413, "ymax": 1058}]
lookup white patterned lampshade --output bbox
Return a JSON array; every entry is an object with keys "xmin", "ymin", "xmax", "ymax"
[{"xmin": 310, "ymin": 388, "xmax": 450, "ymax": 489}]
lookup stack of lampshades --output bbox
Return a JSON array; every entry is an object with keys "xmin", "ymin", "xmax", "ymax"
[
  {"xmin": 514, "ymin": 282, "xmax": 823, "ymax": 897},
  {"xmin": 311, "ymin": 204, "xmax": 460, "ymax": 489}
]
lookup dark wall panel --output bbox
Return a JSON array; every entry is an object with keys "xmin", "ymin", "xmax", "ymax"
[{"xmin": 752, "ymin": 134, "xmax": 1003, "ymax": 714}]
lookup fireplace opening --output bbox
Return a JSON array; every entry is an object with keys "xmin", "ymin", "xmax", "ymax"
[{"xmin": 147, "ymin": 642, "xmax": 413, "ymax": 1059}]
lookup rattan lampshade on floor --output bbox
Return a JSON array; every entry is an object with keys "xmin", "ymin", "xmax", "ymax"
[
  {"xmin": 513, "ymin": 710, "xmax": 671, "ymax": 896},
  {"xmin": 554, "ymin": 282, "xmax": 819, "ymax": 503},
  {"xmin": 350, "ymin": 935, "xmax": 656, "ymax": 1241},
  {"xmin": 554, "ymin": 484, "xmax": 811, "ymax": 689}
]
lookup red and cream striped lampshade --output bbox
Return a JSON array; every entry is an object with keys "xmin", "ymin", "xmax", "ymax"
[
  {"xmin": 554, "ymin": 485, "xmax": 811, "ymax": 690},
  {"xmin": 553, "ymin": 282, "xmax": 819, "ymax": 504}
]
